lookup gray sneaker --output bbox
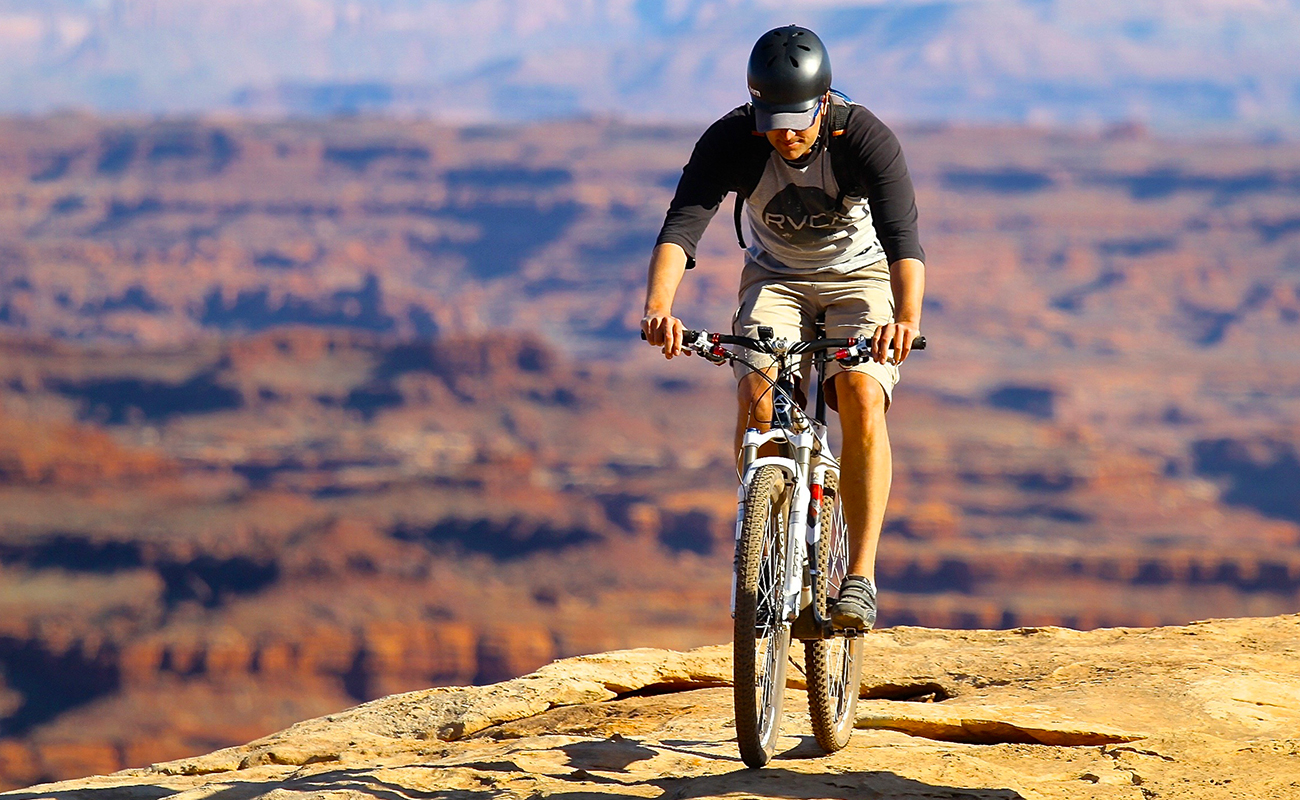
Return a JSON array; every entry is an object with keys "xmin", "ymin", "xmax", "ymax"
[{"xmin": 831, "ymin": 575, "xmax": 877, "ymax": 630}]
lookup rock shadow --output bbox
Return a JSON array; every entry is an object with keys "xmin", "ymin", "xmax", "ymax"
[
  {"xmin": 559, "ymin": 734, "xmax": 657, "ymax": 771},
  {"xmin": 2, "ymin": 766, "xmax": 1026, "ymax": 800},
  {"xmin": 650, "ymin": 768, "xmax": 1026, "ymax": 799},
  {"xmin": 0, "ymin": 787, "xmax": 176, "ymax": 800}
]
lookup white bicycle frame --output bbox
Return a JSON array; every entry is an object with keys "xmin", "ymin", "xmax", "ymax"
[{"xmin": 730, "ymin": 417, "xmax": 839, "ymax": 623}]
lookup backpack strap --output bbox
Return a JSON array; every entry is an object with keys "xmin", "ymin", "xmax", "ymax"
[
  {"xmin": 733, "ymin": 191, "xmax": 747, "ymax": 250},
  {"xmin": 827, "ymin": 90, "xmax": 857, "ymax": 210},
  {"xmin": 735, "ymin": 105, "xmax": 765, "ymax": 249},
  {"xmin": 828, "ymin": 89, "xmax": 852, "ymax": 137}
]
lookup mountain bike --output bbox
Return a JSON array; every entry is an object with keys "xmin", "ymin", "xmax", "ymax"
[{"xmin": 654, "ymin": 323, "xmax": 924, "ymax": 767}]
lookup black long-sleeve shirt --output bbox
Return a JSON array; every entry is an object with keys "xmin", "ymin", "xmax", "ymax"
[{"xmin": 656, "ymin": 100, "xmax": 924, "ymax": 276}]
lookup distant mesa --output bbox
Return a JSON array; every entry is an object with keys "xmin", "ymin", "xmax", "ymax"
[
  {"xmin": 1095, "ymin": 237, "xmax": 1175, "ymax": 258},
  {"xmin": 50, "ymin": 194, "xmax": 85, "ymax": 215},
  {"xmin": 1193, "ymin": 436, "xmax": 1300, "ymax": 524},
  {"xmin": 940, "ymin": 168, "xmax": 1054, "ymax": 194},
  {"xmin": 199, "ymin": 275, "xmax": 395, "ymax": 333},
  {"xmin": 50, "ymin": 372, "xmax": 242, "ymax": 425},
  {"xmin": 1050, "ymin": 271, "xmax": 1125, "ymax": 312},
  {"xmin": 93, "ymin": 127, "xmax": 239, "ymax": 177},
  {"xmin": 79, "ymin": 286, "xmax": 168, "ymax": 316},
  {"xmin": 1095, "ymin": 168, "xmax": 1300, "ymax": 201},
  {"xmin": 1254, "ymin": 216, "xmax": 1300, "ymax": 242},
  {"xmin": 444, "ymin": 166, "xmax": 572, "ymax": 191},
  {"xmin": 232, "ymin": 82, "xmax": 403, "ymax": 116},
  {"xmin": 391, "ymin": 518, "xmax": 602, "ymax": 560},
  {"xmin": 253, "ymin": 252, "xmax": 303, "ymax": 270},
  {"xmin": 323, "ymin": 143, "xmax": 430, "ymax": 172},
  {"xmin": 344, "ymin": 383, "xmax": 405, "ymax": 421},
  {"xmin": 411, "ymin": 201, "xmax": 581, "ymax": 280},
  {"xmin": 30, "ymin": 152, "xmax": 78, "ymax": 183},
  {"xmin": 986, "ymin": 384, "xmax": 1055, "ymax": 419}
]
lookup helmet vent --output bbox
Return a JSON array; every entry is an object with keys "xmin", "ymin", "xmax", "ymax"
[
  {"xmin": 797, "ymin": 44, "xmax": 811, "ymax": 51},
  {"xmin": 789, "ymin": 57, "xmax": 799, "ymax": 67}
]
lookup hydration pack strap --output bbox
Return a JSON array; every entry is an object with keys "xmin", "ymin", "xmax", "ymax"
[
  {"xmin": 733, "ymin": 193, "xmax": 747, "ymax": 250},
  {"xmin": 828, "ymin": 92, "xmax": 854, "ymax": 213},
  {"xmin": 829, "ymin": 92, "xmax": 850, "ymax": 136}
]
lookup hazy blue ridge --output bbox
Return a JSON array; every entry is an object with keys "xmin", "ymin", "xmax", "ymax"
[{"xmin": 0, "ymin": 0, "xmax": 1297, "ymax": 131}]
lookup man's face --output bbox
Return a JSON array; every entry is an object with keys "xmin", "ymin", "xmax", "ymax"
[{"xmin": 765, "ymin": 96, "xmax": 825, "ymax": 161}]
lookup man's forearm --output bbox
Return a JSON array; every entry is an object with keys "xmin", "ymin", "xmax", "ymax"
[
  {"xmin": 889, "ymin": 258, "xmax": 925, "ymax": 325},
  {"xmin": 644, "ymin": 243, "xmax": 689, "ymax": 315}
]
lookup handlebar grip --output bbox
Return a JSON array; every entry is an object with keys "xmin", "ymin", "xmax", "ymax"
[
  {"xmin": 640, "ymin": 329, "xmax": 704, "ymax": 343},
  {"xmin": 858, "ymin": 335, "xmax": 927, "ymax": 350}
]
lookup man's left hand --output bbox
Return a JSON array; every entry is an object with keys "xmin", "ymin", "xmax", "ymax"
[{"xmin": 871, "ymin": 320, "xmax": 921, "ymax": 365}]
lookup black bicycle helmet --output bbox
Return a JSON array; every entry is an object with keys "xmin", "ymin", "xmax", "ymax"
[{"xmin": 747, "ymin": 25, "xmax": 832, "ymax": 132}]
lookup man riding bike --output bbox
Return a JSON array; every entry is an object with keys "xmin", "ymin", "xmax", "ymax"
[{"xmin": 641, "ymin": 24, "xmax": 926, "ymax": 631}]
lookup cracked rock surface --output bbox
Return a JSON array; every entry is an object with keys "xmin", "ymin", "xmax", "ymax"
[{"xmin": 6, "ymin": 616, "xmax": 1300, "ymax": 799}]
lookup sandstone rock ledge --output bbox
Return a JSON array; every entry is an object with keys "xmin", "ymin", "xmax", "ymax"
[{"xmin": 6, "ymin": 616, "xmax": 1300, "ymax": 800}]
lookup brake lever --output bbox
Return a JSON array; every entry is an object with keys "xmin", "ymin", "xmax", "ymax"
[
  {"xmin": 701, "ymin": 347, "xmax": 730, "ymax": 365},
  {"xmin": 835, "ymin": 335, "xmax": 928, "ymax": 366}
]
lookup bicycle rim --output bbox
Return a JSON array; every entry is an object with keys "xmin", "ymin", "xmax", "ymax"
[
  {"xmin": 806, "ymin": 469, "xmax": 864, "ymax": 752},
  {"xmin": 733, "ymin": 464, "xmax": 792, "ymax": 768}
]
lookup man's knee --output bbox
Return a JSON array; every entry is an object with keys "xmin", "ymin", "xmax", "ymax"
[
  {"xmin": 737, "ymin": 372, "xmax": 778, "ymax": 429},
  {"xmin": 738, "ymin": 372, "xmax": 775, "ymax": 405},
  {"xmin": 833, "ymin": 371, "xmax": 887, "ymax": 419}
]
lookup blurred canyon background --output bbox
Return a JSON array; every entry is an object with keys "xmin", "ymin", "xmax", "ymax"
[{"xmin": 2, "ymin": 0, "xmax": 1300, "ymax": 789}]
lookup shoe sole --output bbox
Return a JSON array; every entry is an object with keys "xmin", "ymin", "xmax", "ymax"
[{"xmin": 831, "ymin": 609, "xmax": 875, "ymax": 630}]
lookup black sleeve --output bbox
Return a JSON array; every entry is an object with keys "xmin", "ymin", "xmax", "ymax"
[
  {"xmin": 833, "ymin": 106, "xmax": 925, "ymax": 265},
  {"xmin": 656, "ymin": 107, "xmax": 764, "ymax": 269}
]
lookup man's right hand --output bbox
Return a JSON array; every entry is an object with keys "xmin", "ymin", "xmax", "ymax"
[
  {"xmin": 642, "ymin": 312, "xmax": 688, "ymax": 359},
  {"xmin": 642, "ymin": 243, "xmax": 690, "ymax": 358}
]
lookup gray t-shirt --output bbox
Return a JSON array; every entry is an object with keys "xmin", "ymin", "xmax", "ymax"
[{"xmin": 744, "ymin": 143, "xmax": 888, "ymax": 280}]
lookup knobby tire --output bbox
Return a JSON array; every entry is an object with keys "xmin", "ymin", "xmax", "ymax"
[
  {"xmin": 804, "ymin": 469, "xmax": 864, "ymax": 752},
  {"xmin": 733, "ymin": 464, "xmax": 793, "ymax": 768}
]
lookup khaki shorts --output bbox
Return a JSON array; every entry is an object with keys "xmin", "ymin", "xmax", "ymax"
[{"xmin": 732, "ymin": 260, "xmax": 899, "ymax": 408}]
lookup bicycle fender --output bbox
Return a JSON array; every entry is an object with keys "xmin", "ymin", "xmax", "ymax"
[
  {"xmin": 735, "ymin": 457, "xmax": 799, "ymax": 548},
  {"xmin": 741, "ymin": 427, "xmax": 792, "ymax": 450},
  {"xmin": 740, "ymin": 457, "xmax": 798, "ymax": 488},
  {"xmin": 731, "ymin": 456, "xmax": 800, "ymax": 617}
]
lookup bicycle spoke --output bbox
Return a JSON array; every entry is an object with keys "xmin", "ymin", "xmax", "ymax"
[
  {"xmin": 805, "ymin": 472, "xmax": 864, "ymax": 754},
  {"xmin": 754, "ymin": 495, "xmax": 786, "ymax": 739},
  {"xmin": 734, "ymin": 465, "xmax": 792, "ymax": 767},
  {"xmin": 755, "ymin": 503, "xmax": 783, "ymax": 636},
  {"xmin": 827, "ymin": 496, "xmax": 848, "ymax": 596}
]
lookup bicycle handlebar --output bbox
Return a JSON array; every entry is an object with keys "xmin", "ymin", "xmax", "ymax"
[{"xmin": 641, "ymin": 329, "xmax": 927, "ymax": 354}]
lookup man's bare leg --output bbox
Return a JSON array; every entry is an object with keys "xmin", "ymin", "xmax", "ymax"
[
  {"xmin": 832, "ymin": 371, "xmax": 891, "ymax": 583},
  {"xmin": 735, "ymin": 368, "xmax": 779, "ymax": 456}
]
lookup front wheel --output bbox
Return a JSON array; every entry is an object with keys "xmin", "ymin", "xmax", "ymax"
[
  {"xmin": 805, "ymin": 469, "xmax": 864, "ymax": 753},
  {"xmin": 733, "ymin": 464, "xmax": 793, "ymax": 768}
]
